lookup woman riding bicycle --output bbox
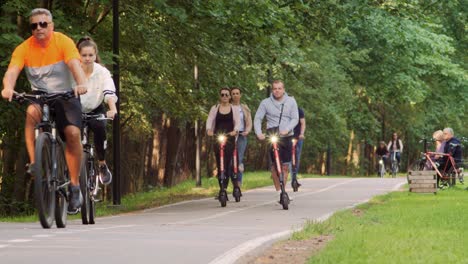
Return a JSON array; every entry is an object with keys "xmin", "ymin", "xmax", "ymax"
[
  {"xmin": 75, "ymin": 36, "xmax": 118, "ymax": 185},
  {"xmin": 206, "ymin": 87, "xmax": 240, "ymax": 195},
  {"xmin": 387, "ymin": 132, "xmax": 403, "ymax": 164}
]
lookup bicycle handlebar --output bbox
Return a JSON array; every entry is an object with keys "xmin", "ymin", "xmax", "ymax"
[
  {"xmin": 13, "ymin": 91, "xmax": 74, "ymax": 103},
  {"xmin": 82, "ymin": 113, "xmax": 114, "ymax": 121}
]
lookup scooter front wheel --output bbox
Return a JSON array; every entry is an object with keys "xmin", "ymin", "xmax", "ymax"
[
  {"xmin": 280, "ymin": 192, "xmax": 289, "ymax": 210},
  {"xmin": 292, "ymin": 179, "xmax": 299, "ymax": 192},
  {"xmin": 219, "ymin": 190, "xmax": 227, "ymax": 207},
  {"xmin": 233, "ymin": 187, "xmax": 241, "ymax": 202}
]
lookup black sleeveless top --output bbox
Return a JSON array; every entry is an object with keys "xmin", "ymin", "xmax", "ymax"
[{"xmin": 214, "ymin": 106, "xmax": 234, "ymax": 134}]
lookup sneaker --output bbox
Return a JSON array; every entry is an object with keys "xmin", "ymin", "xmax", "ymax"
[
  {"xmin": 291, "ymin": 180, "xmax": 302, "ymax": 189},
  {"xmin": 99, "ymin": 164, "xmax": 113, "ymax": 185},
  {"xmin": 25, "ymin": 163, "xmax": 32, "ymax": 175},
  {"xmin": 67, "ymin": 185, "xmax": 83, "ymax": 215}
]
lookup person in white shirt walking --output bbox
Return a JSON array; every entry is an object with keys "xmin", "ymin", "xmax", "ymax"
[{"xmin": 75, "ymin": 36, "xmax": 118, "ymax": 185}]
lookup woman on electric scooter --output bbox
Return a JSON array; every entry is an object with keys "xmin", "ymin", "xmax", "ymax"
[{"xmin": 206, "ymin": 87, "xmax": 240, "ymax": 198}]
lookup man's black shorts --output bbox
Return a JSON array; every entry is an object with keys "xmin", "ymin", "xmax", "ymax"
[
  {"xmin": 28, "ymin": 92, "xmax": 82, "ymax": 139},
  {"xmin": 270, "ymin": 135, "xmax": 293, "ymax": 164}
]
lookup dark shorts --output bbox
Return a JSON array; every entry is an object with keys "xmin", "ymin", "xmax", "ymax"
[
  {"xmin": 269, "ymin": 135, "xmax": 293, "ymax": 164},
  {"xmin": 29, "ymin": 92, "xmax": 82, "ymax": 139}
]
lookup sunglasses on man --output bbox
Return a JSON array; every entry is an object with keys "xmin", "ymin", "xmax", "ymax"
[
  {"xmin": 220, "ymin": 93, "xmax": 230, "ymax": 97},
  {"xmin": 30, "ymin": 21, "xmax": 50, "ymax": 31}
]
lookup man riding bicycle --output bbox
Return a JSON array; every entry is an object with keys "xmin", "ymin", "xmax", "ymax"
[
  {"xmin": 254, "ymin": 80, "xmax": 298, "ymax": 194},
  {"xmin": 1, "ymin": 8, "xmax": 88, "ymax": 214},
  {"xmin": 375, "ymin": 141, "xmax": 389, "ymax": 172}
]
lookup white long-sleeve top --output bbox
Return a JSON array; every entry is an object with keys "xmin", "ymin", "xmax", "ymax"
[{"xmin": 74, "ymin": 62, "xmax": 118, "ymax": 113}]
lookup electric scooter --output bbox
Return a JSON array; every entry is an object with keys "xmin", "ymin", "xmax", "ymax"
[
  {"xmin": 232, "ymin": 135, "xmax": 242, "ymax": 202},
  {"xmin": 217, "ymin": 135, "xmax": 228, "ymax": 207},
  {"xmin": 270, "ymin": 135, "xmax": 290, "ymax": 210}
]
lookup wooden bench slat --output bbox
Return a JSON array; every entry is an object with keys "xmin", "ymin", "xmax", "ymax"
[
  {"xmin": 408, "ymin": 175, "xmax": 436, "ymax": 180},
  {"xmin": 410, "ymin": 188, "xmax": 437, "ymax": 193},
  {"xmin": 409, "ymin": 179, "xmax": 437, "ymax": 184},
  {"xmin": 409, "ymin": 183, "xmax": 436, "ymax": 188},
  {"xmin": 408, "ymin": 170, "xmax": 436, "ymax": 176}
]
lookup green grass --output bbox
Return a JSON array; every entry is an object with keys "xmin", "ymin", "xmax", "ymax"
[
  {"xmin": 0, "ymin": 171, "xmax": 332, "ymax": 222},
  {"xmin": 292, "ymin": 185, "xmax": 468, "ymax": 263}
]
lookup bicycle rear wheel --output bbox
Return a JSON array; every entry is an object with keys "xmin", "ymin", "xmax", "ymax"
[
  {"xmin": 80, "ymin": 152, "xmax": 91, "ymax": 224},
  {"xmin": 34, "ymin": 133, "xmax": 56, "ymax": 229},
  {"xmin": 54, "ymin": 138, "xmax": 68, "ymax": 228}
]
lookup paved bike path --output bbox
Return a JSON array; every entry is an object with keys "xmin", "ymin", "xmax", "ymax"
[{"xmin": 0, "ymin": 177, "xmax": 405, "ymax": 264}]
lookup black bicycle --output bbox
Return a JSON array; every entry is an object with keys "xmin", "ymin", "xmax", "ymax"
[
  {"xmin": 13, "ymin": 91, "xmax": 73, "ymax": 228},
  {"xmin": 80, "ymin": 113, "xmax": 112, "ymax": 224}
]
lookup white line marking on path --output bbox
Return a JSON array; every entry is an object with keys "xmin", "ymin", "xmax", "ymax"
[
  {"xmin": 7, "ymin": 239, "xmax": 34, "ymax": 243},
  {"xmin": 208, "ymin": 179, "xmax": 405, "ymax": 264},
  {"xmin": 208, "ymin": 212, "xmax": 333, "ymax": 264},
  {"xmin": 32, "ymin": 234, "xmax": 55, "ymax": 238},
  {"xmin": 170, "ymin": 178, "xmax": 361, "ymax": 225}
]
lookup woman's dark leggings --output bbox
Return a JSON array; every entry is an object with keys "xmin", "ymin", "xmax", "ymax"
[{"xmin": 86, "ymin": 117, "xmax": 107, "ymax": 161}]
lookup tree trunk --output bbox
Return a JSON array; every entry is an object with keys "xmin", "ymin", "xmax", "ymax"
[
  {"xmin": 146, "ymin": 113, "xmax": 163, "ymax": 187},
  {"xmin": 164, "ymin": 119, "xmax": 180, "ymax": 187},
  {"xmin": 345, "ymin": 130, "xmax": 355, "ymax": 175},
  {"xmin": 158, "ymin": 114, "xmax": 169, "ymax": 186}
]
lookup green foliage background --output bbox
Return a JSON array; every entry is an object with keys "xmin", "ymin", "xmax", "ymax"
[{"xmin": 0, "ymin": 0, "xmax": 466, "ymax": 214}]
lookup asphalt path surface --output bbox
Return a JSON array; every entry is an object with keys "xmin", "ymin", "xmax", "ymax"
[{"xmin": 0, "ymin": 177, "xmax": 405, "ymax": 264}]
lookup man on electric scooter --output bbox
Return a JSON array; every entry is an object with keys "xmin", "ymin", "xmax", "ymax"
[{"xmin": 254, "ymin": 80, "xmax": 299, "ymax": 195}]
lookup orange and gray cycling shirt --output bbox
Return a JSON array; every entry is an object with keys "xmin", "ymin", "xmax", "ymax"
[{"xmin": 8, "ymin": 32, "xmax": 80, "ymax": 93}]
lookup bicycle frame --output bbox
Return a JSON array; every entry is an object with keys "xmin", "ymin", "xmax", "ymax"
[
  {"xmin": 13, "ymin": 91, "xmax": 73, "ymax": 228},
  {"xmin": 423, "ymin": 151, "xmax": 461, "ymax": 180},
  {"xmin": 82, "ymin": 113, "xmax": 110, "ymax": 198},
  {"xmin": 18, "ymin": 92, "xmax": 72, "ymax": 191}
]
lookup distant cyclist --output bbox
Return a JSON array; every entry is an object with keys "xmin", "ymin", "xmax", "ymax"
[
  {"xmin": 1, "ymin": 8, "xmax": 88, "ymax": 214},
  {"xmin": 375, "ymin": 141, "xmax": 389, "ymax": 171},
  {"xmin": 387, "ymin": 132, "xmax": 403, "ymax": 165}
]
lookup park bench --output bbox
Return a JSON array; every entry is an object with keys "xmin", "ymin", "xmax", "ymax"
[{"xmin": 407, "ymin": 170, "xmax": 437, "ymax": 194}]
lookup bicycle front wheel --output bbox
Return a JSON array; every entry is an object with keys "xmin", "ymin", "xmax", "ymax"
[
  {"xmin": 80, "ymin": 152, "xmax": 91, "ymax": 224},
  {"xmin": 55, "ymin": 138, "xmax": 68, "ymax": 228},
  {"xmin": 391, "ymin": 162, "xmax": 398, "ymax": 177},
  {"xmin": 379, "ymin": 163, "xmax": 385, "ymax": 178},
  {"xmin": 33, "ymin": 133, "xmax": 56, "ymax": 229}
]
